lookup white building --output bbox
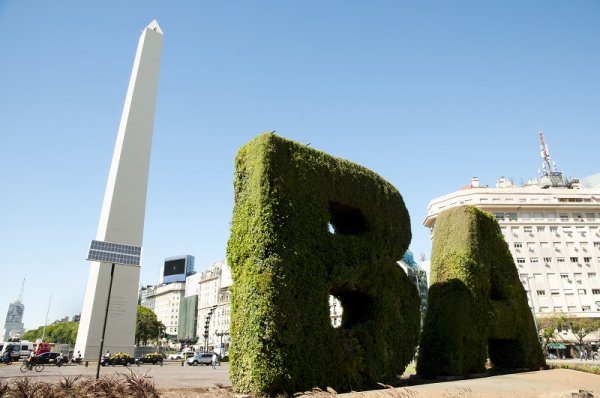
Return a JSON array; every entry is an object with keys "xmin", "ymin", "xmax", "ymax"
[
  {"xmin": 196, "ymin": 261, "xmax": 231, "ymax": 351},
  {"xmin": 140, "ymin": 282, "xmax": 185, "ymax": 336},
  {"xmin": 424, "ymin": 174, "xmax": 600, "ymax": 319}
]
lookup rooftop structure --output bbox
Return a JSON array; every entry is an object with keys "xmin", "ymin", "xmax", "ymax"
[{"xmin": 424, "ymin": 133, "xmax": 600, "ymax": 320}]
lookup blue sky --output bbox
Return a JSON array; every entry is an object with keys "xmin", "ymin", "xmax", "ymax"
[{"xmin": 1, "ymin": 1, "xmax": 599, "ymax": 330}]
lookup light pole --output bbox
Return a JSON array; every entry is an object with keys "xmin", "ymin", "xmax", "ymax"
[
  {"xmin": 215, "ymin": 330, "xmax": 229, "ymax": 357},
  {"xmin": 524, "ymin": 276, "xmax": 539, "ymax": 333},
  {"xmin": 87, "ymin": 240, "xmax": 142, "ymax": 380}
]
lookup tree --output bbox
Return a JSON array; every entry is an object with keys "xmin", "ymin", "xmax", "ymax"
[
  {"xmin": 21, "ymin": 322, "xmax": 79, "ymax": 345},
  {"xmin": 537, "ymin": 313, "xmax": 568, "ymax": 357},
  {"xmin": 569, "ymin": 317, "xmax": 600, "ymax": 356},
  {"xmin": 136, "ymin": 305, "xmax": 162, "ymax": 346}
]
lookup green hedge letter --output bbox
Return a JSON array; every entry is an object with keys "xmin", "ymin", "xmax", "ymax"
[
  {"xmin": 227, "ymin": 133, "xmax": 420, "ymax": 396},
  {"xmin": 417, "ymin": 206, "xmax": 545, "ymax": 378}
]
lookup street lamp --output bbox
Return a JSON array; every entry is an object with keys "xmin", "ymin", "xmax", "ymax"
[
  {"xmin": 215, "ymin": 330, "xmax": 229, "ymax": 357},
  {"xmin": 524, "ymin": 275, "xmax": 539, "ymax": 332},
  {"xmin": 87, "ymin": 240, "xmax": 142, "ymax": 380}
]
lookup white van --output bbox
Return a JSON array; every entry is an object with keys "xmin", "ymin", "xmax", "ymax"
[{"xmin": 0, "ymin": 342, "xmax": 22, "ymax": 360}]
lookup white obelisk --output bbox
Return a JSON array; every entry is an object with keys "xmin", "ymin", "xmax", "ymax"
[{"xmin": 75, "ymin": 20, "xmax": 163, "ymax": 359}]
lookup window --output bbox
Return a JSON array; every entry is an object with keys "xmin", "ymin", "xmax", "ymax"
[
  {"xmin": 527, "ymin": 242, "xmax": 536, "ymax": 252},
  {"xmin": 536, "ymin": 290, "xmax": 546, "ymax": 296},
  {"xmin": 531, "ymin": 258, "xmax": 539, "ymax": 264},
  {"xmin": 517, "ymin": 258, "xmax": 526, "ymax": 264},
  {"xmin": 494, "ymin": 212, "xmax": 504, "ymax": 220},
  {"xmin": 594, "ymin": 242, "xmax": 600, "ymax": 248},
  {"xmin": 588, "ymin": 272, "xmax": 596, "ymax": 278},
  {"xmin": 557, "ymin": 257, "xmax": 565, "ymax": 263},
  {"xmin": 582, "ymin": 306, "xmax": 591, "ymax": 311},
  {"xmin": 592, "ymin": 289, "xmax": 600, "ymax": 295},
  {"xmin": 551, "ymin": 290, "xmax": 560, "ymax": 296},
  {"xmin": 540, "ymin": 242, "xmax": 549, "ymax": 249},
  {"xmin": 543, "ymin": 257, "xmax": 552, "ymax": 263},
  {"xmin": 547, "ymin": 214, "xmax": 557, "ymax": 221},
  {"xmin": 560, "ymin": 213, "xmax": 569, "ymax": 221},
  {"xmin": 560, "ymin": 274, "xmax": 569, "ymax": 279},
  {"xmin": 578, "ymin": 289, "xmax": 586, "ymax": 295},
  {"xmin": 524, "ymin": 227, "xmax": 533, "ymax": 233},
  {"xmin": 570, "ymin": 257, "xmax": 578, "ymax": 263},
  {"xmin": 507, "ymin": 212, "xmax": 517, "ymax": 221},
  {"xmin": 534, "ymin": 213, "xmax": 544, "ymax": 221},
  {"xmin": 584, "ymin": 257, "xmax": 591, "ymax": 263},
  {"xmin": 514, "ymin": 242, "xmax": 523, "ymax": 248},
  {"xmin": 537, "ymin": 226, "xmax": 545, "ymax": 233},
  {"xmin": 522, "ymin": 212, "xmax": 531, "ymax": 220}
]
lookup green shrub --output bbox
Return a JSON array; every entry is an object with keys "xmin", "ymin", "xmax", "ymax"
[
  {"xmin": 227, "ymin": 133, "xmax": 420, "ymax": 396},
  {"xmin": 417, "ymin": 206, "xmax": 545, "ymax": 378}
]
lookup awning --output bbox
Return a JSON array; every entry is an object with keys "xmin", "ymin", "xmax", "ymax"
[{"xmin": 547, "ymin": 343, "xmax": 566, "ymax": 349}]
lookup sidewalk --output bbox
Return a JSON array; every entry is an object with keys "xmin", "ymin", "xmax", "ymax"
[{"xmin": 340, "ymin": 369, "xmax": 599, "ymax": 398}]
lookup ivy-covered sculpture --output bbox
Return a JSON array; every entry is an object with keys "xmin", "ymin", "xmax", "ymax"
[
  {"xmin": 227, "ymin": 133, "xmax": 420, "ymax": 396},
  {"xmin": 417, "ymin": 205, "xmax": 545, "ymax": 377}
]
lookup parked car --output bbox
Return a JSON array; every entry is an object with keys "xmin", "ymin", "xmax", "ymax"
[
  {"xmin": 135, "ymin": 352, "xmax": 163, "ymax": 365},
  {"xmin": 27, "ymin": 352, "xmax": 68, "ymax": 367},
  {"xmin": 101, "ymin": 352, "xmax": 136, "ymax": 366},
  {"xmin": 186, "ymin": 352, "xmax": 218, "ymax": 366},
  {"xmin": 169, "ymin": 351, "xmax": 195, "ymax": 360}
]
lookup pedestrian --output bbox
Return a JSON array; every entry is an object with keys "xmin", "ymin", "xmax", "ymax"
[{"xmin": 211, "ymin": 352, "xmax": 217, "ymax": 369}]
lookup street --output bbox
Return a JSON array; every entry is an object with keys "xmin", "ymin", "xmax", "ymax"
[{"xmin": 0, "ymin": 360, "xmax": 232, "ymax": 389}]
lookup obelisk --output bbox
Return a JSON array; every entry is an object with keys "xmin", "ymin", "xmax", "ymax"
[{"xmin": 75, "ymin": 20, "xmax": 163, "ymax": 359}]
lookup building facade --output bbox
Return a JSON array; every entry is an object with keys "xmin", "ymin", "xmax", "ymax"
[
  {"xmin": 140, "ymin": 282, "xmax": 185, "ymax": 337},
  {"xmin": 195, "ymin": 261, "xmax": 231, "ymax": 351},
  {"xmin": 424, "ymin": 176, "xmax": 600, "ymax": 319},
  {"xmin": 2, "ymin": 300, "xmax": 25, "ymax": 341}
]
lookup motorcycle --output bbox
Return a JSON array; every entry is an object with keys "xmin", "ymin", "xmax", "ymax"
[{"xmin": 1, "ymin": 352, "xmax": 13, "ymax": 365}]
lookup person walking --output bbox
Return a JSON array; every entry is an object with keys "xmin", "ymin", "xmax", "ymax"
[{"xmin": 211, "ymin": 352, "xmax": 217, "ymax": 369}]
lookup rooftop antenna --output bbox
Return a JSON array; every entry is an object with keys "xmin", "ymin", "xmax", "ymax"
[
  {"xmin": 17, "ymin": 277, "xmax": 25, "ymax": 302},
  {"xmin": 538, "ymin": 130, "xmax": 555, "ymax": 175}
]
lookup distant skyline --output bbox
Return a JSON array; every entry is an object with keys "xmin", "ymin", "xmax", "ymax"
[{"xmin": 1, "ymin": 1, "xmax": 599, "ymax": 330}]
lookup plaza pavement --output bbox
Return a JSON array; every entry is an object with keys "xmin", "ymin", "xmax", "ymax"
[{"xmin": 0, "ymin": 359, "xmax": 598, "ymax": 397}]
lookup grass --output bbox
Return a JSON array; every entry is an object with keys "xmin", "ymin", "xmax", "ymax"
[
  {"xmin": 0, "ymin": 371, "xmax": 160, "ymax": 398},
  {"xmin": 548, "ymin": 362, "xmax": 600, "ymax": 375}
]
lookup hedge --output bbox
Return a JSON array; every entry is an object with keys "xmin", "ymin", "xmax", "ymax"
[
  {"xmin": 417, "ymin": 205, "xmax": 545, "ymax": 377},
  {"xmin": 227, "ymin": 133, "xmax": 420, "ymax": 396}
]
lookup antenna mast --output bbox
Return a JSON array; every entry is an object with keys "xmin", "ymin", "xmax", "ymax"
[
  {"xmin": 17, "ymin": 277, "xmax": 25, "ymax": 302},
  {"xmin": 538, "ymin": 130, "xmax": 554, "ymax": 174}
]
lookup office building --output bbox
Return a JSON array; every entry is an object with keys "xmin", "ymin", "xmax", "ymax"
[{"xmin": 424, "ymin": 134, "xmax": 600, "ymax": 319}]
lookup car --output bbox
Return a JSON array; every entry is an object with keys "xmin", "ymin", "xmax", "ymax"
[
  {"xmin": 27, "ymin": 352, "xmax": 68, "ymax": 367},
  {"xmin": 135, "ymin": 352, "xmax": 163, "ymax": 365},
  {"xmin": 186, "ymin": 352, "xmax": 218, "ymax": 366},
  {"xmin": 169, "ymin": 351, "xmax": 195, "ymax": 360},
  {"xmin": 101, "ymin": 352, "xmax": 136, "ymax": 366}
]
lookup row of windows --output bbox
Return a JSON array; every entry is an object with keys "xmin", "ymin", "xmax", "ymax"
[
  {"xmin": 495, "ymin": 212, "xmax": 600, "ymax": 222},
  {"xmin": 516, "ymin": 256, "xmax": 597, "ymax": 264},
  {"xmin": 512, "ymin": 241, "xmax": 600, "ymax": 252},
  {"xmin": 534, "ymin": 289, "xmax": 600, "ymax": 296}
]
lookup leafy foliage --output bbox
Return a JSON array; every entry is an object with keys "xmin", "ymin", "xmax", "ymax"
[
  {"xmin": 135, "ymin": 305, "xmax": 164, "ymax": 346},
  {"xmin": 227, "ymin": 133, "xmax": 420, "ymax": 396},
  {"xmin": 417, "ymin": 206, "xmax": 545, "ymax": 377},
  {"xmin": 21, "ymin": 321, "xmax": 78, "ymax": 345}
]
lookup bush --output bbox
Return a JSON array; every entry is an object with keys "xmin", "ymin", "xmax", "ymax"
[
  {"xmin": 417, "ymin": 206, "xmax": 545, "ymax": 378},
  {"xmin": 227, "ymin": 133, "xmax": 420, "ymax": 396}
]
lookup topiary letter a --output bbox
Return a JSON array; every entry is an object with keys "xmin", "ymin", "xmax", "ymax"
[
  {"xmin": 227, "ymin": 133, "xmax": 420, "ymax": 396},
  {"xmin": 417, "ymin": 205, "xmax": 545, "ymax": 378}
]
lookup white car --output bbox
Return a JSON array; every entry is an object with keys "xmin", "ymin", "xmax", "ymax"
[
  {"xmin": 169, "ymin": 351, "xmax": 195, "ymax": 360},
  {"xmin": 187, "ymin": 352, "xmax": 218, "ymax": 366}
]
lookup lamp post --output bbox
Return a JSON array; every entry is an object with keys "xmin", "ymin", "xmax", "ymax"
[
  {"xmin": 215, "ymin": 330, "xmax": 229, "ymax": 357},
  {"xmin": 87, "ymin": 240, "xmax": 142, "ymax": 380},
  {"xmin": 524, "ymin": 276, "xmax": 539, "ymax": 333}
]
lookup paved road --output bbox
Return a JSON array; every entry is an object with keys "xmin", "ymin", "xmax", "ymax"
[
  {"xmin": 0, "ymin": 360, "xmax": 232, "ymax": 389},
  {"xmin": 1, "ymin": 359, "xmax": 598, "ymax": 397}
]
